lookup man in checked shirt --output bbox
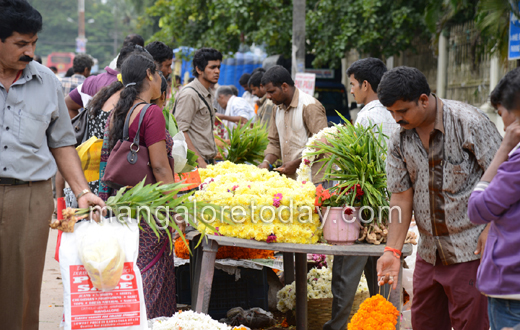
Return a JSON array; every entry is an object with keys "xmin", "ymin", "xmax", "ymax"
[{"xmin": 377, "ymin": 66, "xmax": 502, "ymax": 330}]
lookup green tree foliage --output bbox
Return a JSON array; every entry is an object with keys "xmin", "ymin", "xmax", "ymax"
[
  {"xmin": 307, "ymin": 0, "xmax": 429, "ymax": 66},
  {"xmin": 146, "ymin": 0, "xmax": 430, "ymax": 65},
  {"xmin": 146, "ymin": 0, "xmax": 293, "ymax": 57},
  {"xmin": 29, "ymin": 0, "xmax": 140, "ymax": 68}
]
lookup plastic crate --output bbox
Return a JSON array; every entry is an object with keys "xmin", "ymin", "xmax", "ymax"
[{"xmin": 176, "ymin": 264, "xmax": 269, "ymax": 319}]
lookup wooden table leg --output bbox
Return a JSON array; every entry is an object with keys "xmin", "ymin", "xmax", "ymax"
[
  {"xmin": 283, "ymin": 252, "xmax": 296, "ymax": 325},
  {"xmin": 295, "ymin": 253, "xmax": 308, "ymax": 330},
  {"xmin": 388, "ymin": 257, "xmax": 404, "ymax": 330},
  {"xmin": 193, "ymin": 238, "xmax": 219, "ymax": 314}
]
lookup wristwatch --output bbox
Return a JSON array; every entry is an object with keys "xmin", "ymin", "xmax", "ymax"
[{"xmin": 76, "ymin": 189, "xmax": 91, "ymax": 201}]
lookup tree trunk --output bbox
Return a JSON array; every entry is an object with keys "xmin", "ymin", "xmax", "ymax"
[{"xmin": 292, "ymin": 0, "xmax": 306, "ymax": 78}]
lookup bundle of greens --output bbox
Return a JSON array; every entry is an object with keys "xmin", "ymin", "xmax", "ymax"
[
  {"xmin": 51, "ymin": 179, "xmax": 229, "ymax": 252},
  {"xmin": 163, "ymin": 109, "xmax": 199, "ymax": 172},
  {"xmin": 216, "ymin": 118, "xmax": 268, "ymax": 165},
  {"xmin": 309, "ymin": 112, "xmax": 390, "ymax": 225}
]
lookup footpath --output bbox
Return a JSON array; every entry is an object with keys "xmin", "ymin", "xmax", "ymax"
[{"xmin": 39, "ymin": 228, "xmax": 63, "ymax": 329}]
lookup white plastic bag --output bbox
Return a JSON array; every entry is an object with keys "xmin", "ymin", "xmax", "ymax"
[
  {"xmin": 78, "ymin": 223, "xmax": 125, "ymax": 291},
  {"xmin": 171, "ymin": 132, "xmax": 188, "ymax": 173},
  {"xmin": 59, "ymin": 218, "xmax": 147, "ymax": 330}
]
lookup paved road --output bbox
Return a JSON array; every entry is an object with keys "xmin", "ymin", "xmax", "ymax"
[{"xmin": 39, "ymin": 229, "xmax": 64, "ymax": 329}]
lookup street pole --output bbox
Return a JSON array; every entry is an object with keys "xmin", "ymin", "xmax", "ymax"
[
  {"xmin": 436, "ymin": 31, "xmax": 448, "ymax": 98},
  {"xmin": 76, "ymin": 0, "xmax": 87, "ymax": 53},
  {"xmin": 292, "ymin": 0, "xmax": 306, "ymax": 78}
]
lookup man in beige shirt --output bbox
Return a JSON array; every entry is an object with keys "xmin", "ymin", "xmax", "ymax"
[
  {"xmin": 173, "ymin": 47, "xmax": 222, "ymax": 168},
  {"xmin": 258, "ymin": 65, "xmax": 328, "ymax": 181}
]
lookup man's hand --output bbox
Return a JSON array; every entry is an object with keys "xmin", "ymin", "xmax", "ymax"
[
  {"xmin": 258, "ymin": 161, "xmax": 270, "ymax": 170},
  {"xmin": 475, "ymin": 223, "xmax": 491, "ymax": 255},
  {"xmin": 501, "ymin": 119, "xmax": 520, "ymax": 153},
  {"xmin": 275, "ymin": 159, "xmax": 300, "ymax": 175},
  {"xmin": 197, "ymin": 157, "xmax": 208, "ymax": 169},
  {"xmin": 77, "ymin": 192, "xmax": 106, "ymax": 222},
  {"xmin": 377, "ymin": 252, "xmax": 401, "ymax": 290}
]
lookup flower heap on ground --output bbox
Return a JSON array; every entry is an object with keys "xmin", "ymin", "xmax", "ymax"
[
  {"xmin": 296, "ymin": 126, "xmax": 339, "ymax": 183},
  {"xmin": 195, "ymin": 161, "xmax": 321, "ymax": 244},
  {"xmin": 277, "ymin": 256, "xmax": 369, "ymax": 312},
  {"xmin": 151, "ymin": 310, "xmax": 246, "ymax": 330}
]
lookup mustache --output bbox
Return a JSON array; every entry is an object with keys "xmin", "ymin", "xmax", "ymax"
[
  {"xmin": 19, "ymin": 55, "xmax": 33, "ymax": 62},
  {"xmin": 397, "ymin": 120, "xmax": 409, "ymax": 125}
]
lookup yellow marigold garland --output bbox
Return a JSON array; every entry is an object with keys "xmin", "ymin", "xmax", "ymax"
[{"xmin": 347, "ymin": 294, "xmax": 399, "ymax": 330}]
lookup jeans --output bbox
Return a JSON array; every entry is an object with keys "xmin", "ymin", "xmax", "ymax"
[{"xmin": 488, "ymin": 297, "xmax": 520, "ymax": 330}]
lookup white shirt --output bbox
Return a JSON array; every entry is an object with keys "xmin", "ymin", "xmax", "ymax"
[
  {"xmin": 242, "ymin": 90, "xmax": 259, "ymax": 109},
  {"xmin": 223, "ymin": 95, "xmax": 255, "ymax": 137},
  {"xmin": 355, "ymin": 99, "xmax": 399, "ymax": 141}
]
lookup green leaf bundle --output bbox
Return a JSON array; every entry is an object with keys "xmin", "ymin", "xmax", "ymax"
[
  {"xmin": 309, "ymin": 112, "xmax": 391, "ymax": 224},
  {"xmin": 216, "ymin": 118, "xmax": 269, "ymax": 165}
]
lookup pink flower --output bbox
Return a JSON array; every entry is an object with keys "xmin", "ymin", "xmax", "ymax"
[
  {"xmin": 273, "ymin": 193, "xmax": 283, "ymax": 208},
  {"xmin": 304, "ymin": 159, "xmax": 311, "ymax": 165},
  {"xmin": 266, "ymin": 233, "xmax": 277, "ymax": 243}
]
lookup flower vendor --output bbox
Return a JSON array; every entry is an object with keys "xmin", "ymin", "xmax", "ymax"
[
  {"xmin": 378, "ymin": 66, "xmax": 502, "ymax": 330},
  {"xmin": 468, "ymin": 68, "xmax": 520, "ymax": 330},
  {"xmin": 324, "ymin": 58, "xmax": 399, "ymax": 330},
  {"xmin": 258, "ymin": 65, "xmax": 328, "ymax": 182}
]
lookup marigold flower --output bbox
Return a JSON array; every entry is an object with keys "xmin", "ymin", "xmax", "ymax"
[{"xmin": 347, "ymin": 294, "xmax": 399, "ymax": 330}]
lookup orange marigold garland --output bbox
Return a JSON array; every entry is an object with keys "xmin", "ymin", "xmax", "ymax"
[
  {"xmin": 347, "ymin": 294, "xmax": 399, "ymax": 330},
  {"xmin": 174, "ymin": 238, "xmax": 275, "ymax": 260}
]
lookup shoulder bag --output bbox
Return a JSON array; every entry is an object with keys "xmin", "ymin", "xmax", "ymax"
[
  {"xmin": 71, "ymin": 108, "xmax": 90, "ymax": 147},
  {"xmin": 102, "ymin": 102, "xmax": 175, "ymax": 189}
]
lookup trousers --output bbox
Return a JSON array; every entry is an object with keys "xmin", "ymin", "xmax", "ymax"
[
  {"xmin": 323, "ymin": 255, "xmax": 383, "ymax": 330},
  {"xmin": 0, "ymin": 180, "xmax": 54, "ymax": 330}
]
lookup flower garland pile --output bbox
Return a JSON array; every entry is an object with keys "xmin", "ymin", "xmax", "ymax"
[
  {"xmin": 347, "ymin": 294, "xmax": 399, "ymax": 330},
  {"xmin": 195, "ymin": 162, "xmax": 322, "ymax": 244},
  {"xmin": 174, "ymin": 237, "xmax": 274, "ymax": 260},
  {"xmin": 296, "ymin": 126, "xmax": 339, "ymax": 183},
  {"xmin": 151, "ymin": 310, "xmax": 246, "ymax": 330},
  {"xmin": 277, "ymin": 259, "xmax": 369, "ymax": 313}
]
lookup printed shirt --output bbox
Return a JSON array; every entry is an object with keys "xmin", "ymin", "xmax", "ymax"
[
  {"xmin": 265, "ymin": 88, "xmax": 328, "ymax": 180},
  {"xmin": 256, "ymin": 95, "xmax": 275, "ymax": 129},
  {"xmin": 0, "ymin": 61, "xmax": 76, "ymax": 181},
  {"xmin": 386, "ymin": 97, "xmax": 502, "ymax": 265},
  {"xmin": 60, "ymin": 73, "xmax": 86, "ymax": 96},
  {"xmin": 355, "ymin": 100, "xmax": 400, "ymax": 140},
  {"xmin": 173, "ymin": 78, "xmax": 217, "ymax": 159}
]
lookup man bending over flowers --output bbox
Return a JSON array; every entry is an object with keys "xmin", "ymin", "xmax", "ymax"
[{"xmin": 258, "ymin": 65, "xmax": 328, "ymax": 182}]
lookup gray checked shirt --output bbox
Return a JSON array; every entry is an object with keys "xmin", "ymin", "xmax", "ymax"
[
  {"xmin": 386, "ymin": 98, "xmax": 502, "ymax": 265},
  {"xmin": 0, "ymin": 61, "xmax": 76, "ymax": 181}
]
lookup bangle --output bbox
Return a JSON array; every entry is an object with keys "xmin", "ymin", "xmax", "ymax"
[
  {"xmin": 76, "ymin": 189, "xmax": 91, "ymax": 201},
  {"xmin": 384, "ymin": 246, "xmax": 402, "ymax": 259},
  {"xmin": 262, "ymin": 158, "xmax": 272, "ymax": 166}
]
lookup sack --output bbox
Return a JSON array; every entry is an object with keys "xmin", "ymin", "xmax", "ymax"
[
  {"xmin": 102, "ymin": 103, "xmax": 174, "ymax": 189},
  {"xmin": 77, "ymin": 136, "xmax": 103, "ymax": 182},
  {"xmin": 59, "ymin": 218, "xmax": 147, "ymax": 330},
  {"xmin": 71, "ymin": 108, "xmax": 90, "ymax": 147}
]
